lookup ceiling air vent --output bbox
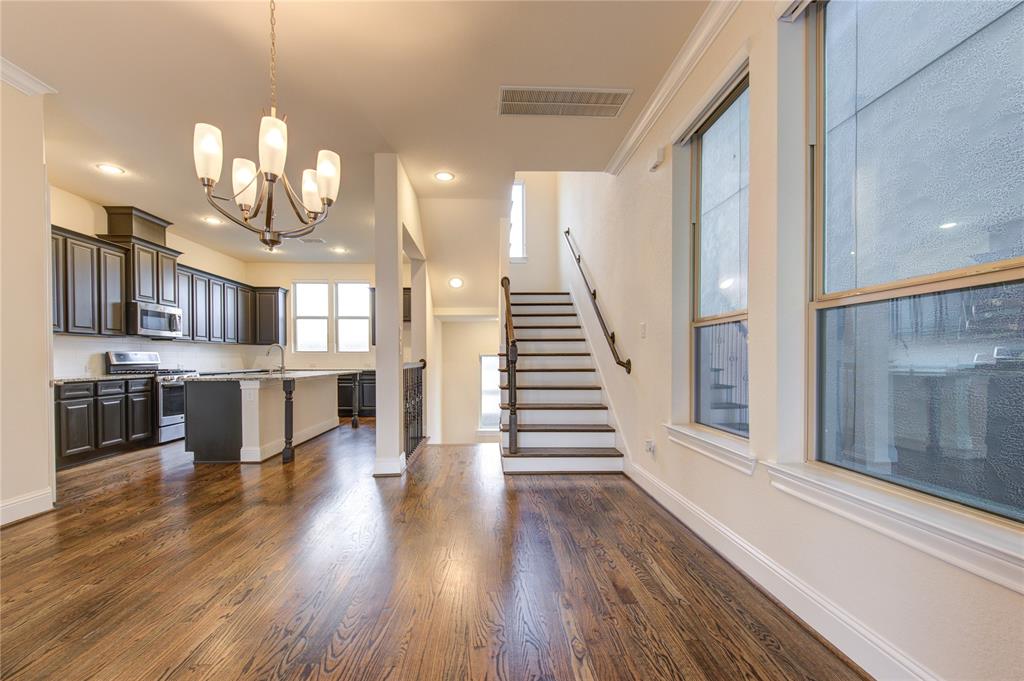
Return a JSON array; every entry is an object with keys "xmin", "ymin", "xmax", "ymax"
[
  {"xmin": 300, "ymin": 237, "xmax": 326, "ymax": 244},
  {"xmin": 498, "ymin": 86, "xmax": 632, "ymax": 118}
]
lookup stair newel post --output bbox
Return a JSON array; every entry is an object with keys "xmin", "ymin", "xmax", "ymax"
[{"xmin": 508, "ymin": 339, "xmax": 519, "ymax": 454}]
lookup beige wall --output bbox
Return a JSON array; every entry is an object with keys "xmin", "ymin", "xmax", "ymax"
[
  {"xmin": 440, "ymin": 320, "xmax": 499, "ymax": 444},
  {"xmin": 1, "ymin": 82, "xmax": 55, "ymax": 522},
  {"xmin": 554, "ymin": 3, "xmax": 1023, "ymax": 680},
  {"xmin": 509, "ymin": 171, "xmax": 561, "ymax": 291}
]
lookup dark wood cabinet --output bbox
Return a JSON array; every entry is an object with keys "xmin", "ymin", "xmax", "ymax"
[
  {"xmin": 65, "ymin": 238, "xmax": 99, "ymax": 334},
  {"xmin": 96, "ymin": 395, "xmax": 127, "ymax": 448},
  {"xmin": 192, "ymin": 274, "xmax": 210, "ymax": 342},
  {"xmin": 224, "ymin": 283, "xmax": 238, "ymax": 343},
  {"xmin": 158, "ymin": 252, "xmax": 178, "ymax": 307},
  {"xmin": 52, "ymin": 233, "xmax": 65, "ymax": 332},
  {"xmin": 237, "ymin": 287, "xmax": 254, "ymax": 344},
  {"xmin": 337, "ymin": 374, "xmax": 357, "ymax": 417},
  {"xmin": 176, "ymin": 270, "xmax": 193, "ymax": 339},
  {"xmin": 403, "ymin": 287, "xmax": 412, "ymax": 323},
  {"xmin": 127, "ymin": 392, "xmax": 153, "ymax": 442},
  {"xmin": 255, "ymin": 287, "xmax": 287, "ymax": 345},
  {"xmin": 358, "ymin": 371, "xmax": 376, "ymax": 416},
  {"xmin": 132, "ymin": 243, "xmax": 158, "ymax": 304},
  {"xmin": 98, "ymin": 247, "xmax": 126, "ymax": 335},
  {"xmin": 210, "ymin": 279, "xmax": 225, "ymax": 343},
  {"xmin": 56, "ymin": 397, "xmax": 95, "ymax": 462}
]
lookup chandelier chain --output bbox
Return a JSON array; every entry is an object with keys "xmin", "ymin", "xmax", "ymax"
[{"xmin": 269, "ymin": 0, "xmax": 277, "ymax": 111}]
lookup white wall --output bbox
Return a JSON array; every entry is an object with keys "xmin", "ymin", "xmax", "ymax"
[
  {"xmin": 508, "ymin": 171, "xmax": 561, "ymax": 291},
  {"xmin": 440, "ymin": 320, "xmax": 499, "ymax": 444},
  {"xmin": 554, "ymin": 3, "xmax": 1024, "ymax": 680},
  {"xmin": 1, "ymin": 82, "xmax": 55, "ymax": 524}
]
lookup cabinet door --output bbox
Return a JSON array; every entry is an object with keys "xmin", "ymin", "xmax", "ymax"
[
  {"xmin": 127, "ymin": 392, "xmax": 153, "ymax": 442},
  {"xmin": 52, "ymin": 233, "xmax": 66, "ymax": 332},
  {"xmin": 210, "ymin": 279, "xmax": 225, "ymax": 342},
  {"xmin": 57, "ymin": 397, "xmax": 95, "ymax": 459},
  {"xmin": 96, "ymin": 395, "xmax": 127, "ymax": 448},
  {"xmin": 255, "ymin": 289, "xmax": 286, "ymax": 345},
  {"xmin": 99, "ymin": 247, "xmax": 126, "ymax": 335},
  {"xmin": 133, "ymin": 244, "xmax": 158, "ymax": 303},
  {"xmin": 176, "ymin": 270, "xmax": 193, "ymax": 339},
  {"xmin": 237, "ymin": 287, "xmax": 254, "ymax": 344},
  {"xmin": 65, "ymin": 238, "xmax": 99, "ymax": 334},
  {"xmin": 224, "ymin": 283, "xmax": 238, "ymax": 343},
  {"xmin": 403, "ymin": 287, "xmax": 411, "ymax": 323},
  {"xmin": 157, "ymin": 252, "xmax": 177, "ymax": 306},
  {"xmin": 192, "ymin": 274, "xmax": 210, "ymax": 341}
]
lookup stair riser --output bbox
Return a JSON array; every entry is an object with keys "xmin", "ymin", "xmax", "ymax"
[
  {"xmin": 501, "ymin": 456, "xmax": 623, "ymax": 474},
  {"xmin": 502, "ymin": 356, "xmax": 593, "ymax": 369},
  {"xmin": 511, "ymin": 315, "xmax": 579, "ymax": 325},
  {"xmin": 499, "ymin": 371, "xmax": 598, "ymax": 386},
  {"xmin": 512, "ymin": 327, "xmax": 585, "ymax": 339},
  {"xmin": 502, "ymin": 431, "xmax": 617, "ymax": 448},
  {"xmin": 510, "ymin": 295, "xmax": 572, "ymax": 305},
  {"xmin": 513, "ymin": 340, "xmax": 588, "ymax": 353},
  {"xmin": 502, "ymin": 388, "xmax": 602, "ymax": 403},
  {"xmin": 501, "ymin": 410, "xmax": 608, "ymax": 425},
  {"xmin": 510, "ymin": 305, "xmax": 577, "ymax": 315}
]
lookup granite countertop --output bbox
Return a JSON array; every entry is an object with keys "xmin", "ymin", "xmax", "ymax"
[
  {"xmin": 184, "ymin": 370, "xmax": 359, "ymax": 382},
  {"xmin": 52, "ymin": 374, "xmax": 155, "ymax": 386}
]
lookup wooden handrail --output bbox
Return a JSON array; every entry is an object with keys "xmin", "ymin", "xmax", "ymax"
[
  {"xmin": 500, "ymin": 276, "xmax": 519, "ymax": 453},
  {"xmin": 563, "ymin": 228, "xmax": 632, "ymax": 374}
]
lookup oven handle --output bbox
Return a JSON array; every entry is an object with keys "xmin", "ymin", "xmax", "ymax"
[{"xmin": 161, "ymin": 381, "xmax": 186, "ymax": 388}]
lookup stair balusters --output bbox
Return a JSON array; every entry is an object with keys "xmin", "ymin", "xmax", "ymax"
[{"xmin": 501, "ymin": 276, "xmax": 519, "ymax": 453}]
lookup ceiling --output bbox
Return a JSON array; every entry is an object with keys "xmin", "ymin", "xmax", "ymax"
[{"xmin": 2, "ymin": 1, "xmax": 707, "ymax": 264}]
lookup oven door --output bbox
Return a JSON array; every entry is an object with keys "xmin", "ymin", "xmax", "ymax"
[
  {"xmin": 130, "ymin": 302, "xmax": 183, "ymax": 338},
  {"xmin": 158, "ymin": 381, "xmax": 186, "ymax": 427}
]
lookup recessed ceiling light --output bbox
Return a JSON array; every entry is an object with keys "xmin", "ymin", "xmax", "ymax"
[
  {"xmin": 448, "ymin": 276, "xmax": 464, "ymax": 289},
  {"xmin": 331, "ymin": 246, "xmax": 349, "ymax": 254},
  {"xmin": 434, "ymin": 171, "xmax": 455, "ymax": 182},
  {"xmin": 718, "ymin": 277, "xmax": 735, "ymax": 290},
  {"xmin": 96, "ymin": 163, "xmax": 126, "ymax": 176},
  {"xmin": 201, "ymin": 216, "xmax": 223, "ymax": 225},
  {"xmin": 939, "ymin": 222, "xmax": 957, "ymax": 230}
]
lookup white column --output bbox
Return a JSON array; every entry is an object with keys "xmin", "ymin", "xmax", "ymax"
[{"xmin": 373, "ymin": 154, "xmax": 406, "ymax": 476}]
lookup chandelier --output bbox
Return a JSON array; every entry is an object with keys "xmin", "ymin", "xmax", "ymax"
[{"xmin": 191, "ymin": 0, "xmax": 340, "ymax": 251}]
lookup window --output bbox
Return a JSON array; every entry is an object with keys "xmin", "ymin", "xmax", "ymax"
[
  {"xmin": 480, "ymin": 355, "xmax": 501, "ymax": 430},
  {"xmin": 813, "ymin": 0, "xmax": 1023, "ymax": 521},
  {"xmin": 509, "ymin": 180, "xmax": 526, "ymax": 260},
  {"xmin": 294, "ymin": 282, "xmax": 328, "ymax": 352},
  {"xmin": 691, "ymin": 78, "xmax": 750, "ymax": 438},
  {"xmin": 335, "ymin": 282, "xmax": 371, "ymax": 352}
]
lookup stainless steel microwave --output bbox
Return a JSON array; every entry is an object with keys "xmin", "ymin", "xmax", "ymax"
[{"xmin": 128, "ymin": 301, "xmax": 183, "ymax": 338}]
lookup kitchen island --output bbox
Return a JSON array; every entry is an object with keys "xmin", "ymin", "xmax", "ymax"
[{"xmin": 184, "ymin": 370, "xmax": 357, "ymax": 463}]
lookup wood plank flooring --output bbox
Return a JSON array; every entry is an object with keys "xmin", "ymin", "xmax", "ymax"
[{"xmin": 1, "ymin": 422, "xmax": 868, "ymax": 681}]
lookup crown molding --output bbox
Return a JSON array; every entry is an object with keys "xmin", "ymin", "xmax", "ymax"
[
  {"xmin": 1, "ymin": 58, "xmax": 56, "ymax": 96},
  {"xmin": 604, "ymin": 0, "xmax": 740, "ymax": 175}
]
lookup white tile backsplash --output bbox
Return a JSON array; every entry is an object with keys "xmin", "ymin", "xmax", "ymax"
[{"xmin": 53, "ymin": 335, "xmax": 265, "ymax": 377}]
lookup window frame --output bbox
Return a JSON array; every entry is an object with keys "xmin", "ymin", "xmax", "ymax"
[
  {"xmin": 509, "ymin": 179, "xmax": 527, "ymax": 263},
  {"xmin": 805, "ymin": 1, "xmax": 1024, "ymax": 507},
  {"xmin": 334, "ymin": 280, "xmax": 372, "ymax": 353},
  {"xmin": 292, "ymin": 280, "xmax": 331, "ymax": 353},
  {"xmin": 689, "ymin": 75, "xmax": 751, "ymax": 441}
]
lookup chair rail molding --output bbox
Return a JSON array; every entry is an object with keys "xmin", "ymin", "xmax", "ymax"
[
  {"xmin": 1, "ymin": 58, "xmax": 56, "ymax": 96},
  {"xmin": 604, "ymin": 0, "xmax": 740, "ymax": 174}
]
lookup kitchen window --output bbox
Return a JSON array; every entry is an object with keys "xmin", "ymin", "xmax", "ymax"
[
  {"xmin": 690, "ymin": 77, "xmax": 750, "ymax": 439},
  {"xmin": 509, "ymin": 180, "xmax": 526, "ymax": 261},
  {"xmin": 336, "ymin": 282, "xmax": 371, "ymax": 352},
  {"xmin": 811, "ymin": 0, "xmax": 1023, "ymax": 521},
  {"xmin": 293, "ymin": 282, "xmax": 329, "ymax": 352}
]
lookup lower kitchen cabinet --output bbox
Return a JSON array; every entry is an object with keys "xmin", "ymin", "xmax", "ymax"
[
  {"xmin": 56, "ymin": 398, "xmax": 96, "ymax": 462},
  {"xmin": 358, "ymin": 371, "xmax": 376, "ymax": 417},
  {"xmin": 127, "ymin": 392, "xmax": 153, "ymax": 442},
  {"xmin": 96, "ymin": 395, "xmax": 127, "ymax": 448},
  {"xmin": 55, "ymin": 380, "xmax": 155, "ymax": 469}
]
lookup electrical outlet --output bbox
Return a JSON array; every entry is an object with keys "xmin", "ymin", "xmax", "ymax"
[
  {"xmin": 644, "ymin": 439, "xmax": 656, "ymax": 456},
  {"xmin": 640, "ymin": 322, "xmax": 647, "ymax": 339}
]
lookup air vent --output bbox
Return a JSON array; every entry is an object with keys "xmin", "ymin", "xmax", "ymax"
[
  {"xmin": 499, "ymin": 86, "xmax": 632, "ymax": 118},
  {"xmin": 300, "ymin": 237, "xmax": 326, "ymax": 244}
]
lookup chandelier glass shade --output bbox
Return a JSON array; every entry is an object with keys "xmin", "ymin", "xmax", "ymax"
[{"xmin": 191, "ymin": 0, "xmax": 340, "ymax": 250}]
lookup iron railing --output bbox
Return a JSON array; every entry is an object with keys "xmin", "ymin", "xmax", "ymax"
[
  {"xmin": 500, "ymin": 276, "xmax": 519, "ymax": 453},
  {"xmin": 403, "ymin": 359, "xmax": 427, "ymax": 459}
]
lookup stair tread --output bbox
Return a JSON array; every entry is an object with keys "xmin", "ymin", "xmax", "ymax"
[
  {"xmin": 500, "ymin": 423, "xmax": 615, "ymax": 432},
  {"xmin": 512, "ymin": 313, "xmax": 579, "ymax": 317},
  {"xmin": 516, "ymin": 337, "xmax": 586, "ymax": 342},
  {"xmin": 500, "ymin": 403, "xmax": 607, "ymax": 410},
  {"xmin": 513, "ymin": 325, "xmax": 582, "ymax": 329},
  {"xmin": 511, "ymin": 302, "xmax": 575, "ymax": 306},
  {"xmin": 502, "ymin": 447, "xmax": 623, "ymax": 458},
  {"xmin": 499, "ymin": 352, "xmax": 590, "ymax": 357},
  {"xmin": 511, "ymin": 292, "xmax": 570, "ymax": 296},
  {"xmin": 711, "ymin": 401, "xmax": 748, "ymax": 409},
  {"xmin": 501, "ymin": 384, "xmax": 602, "ymax": 390},
  {"xmin": 500, "ymin": 367, "xmax": 595, "ymax": 372}
]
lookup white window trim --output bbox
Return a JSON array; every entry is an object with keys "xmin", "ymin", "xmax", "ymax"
[
  {"xmin": 664, "ymin": 422, "xmax": 756, "ymax": 475},
  {"xmin": 764, "ymin": 460, "xmax": 1024, "ymax": 595},
  {"xmin": 292, "ymin": 280, "xmax": 330, "ymax": 353},
  {"xmin": 478, "ymin": 353, "xmax": 500, "ymax": 431},
  {"xmin": 509, "ymin": 179, "xmax": 527, "ymax": 262},
  {"xmin": 335, "ymin": 280, "xmax": 371, "ymax": 353}
]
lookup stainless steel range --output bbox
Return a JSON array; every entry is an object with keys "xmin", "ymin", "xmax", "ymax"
[{"xmin": 106, "ymin": 351, "xmax": 198, "ymax": 443}]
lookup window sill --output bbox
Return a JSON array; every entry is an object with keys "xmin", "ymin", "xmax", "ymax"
[
  {"xmin": 663, "ymin": 423, "xmax": 756, "ymax": 475},
  {"xmin": 764, "ymin": 461, "xmax": 1024, "ymax": 594},
  {"xmin": 509, "ymin": 257, "xmax": 528, "ymax": 264}
]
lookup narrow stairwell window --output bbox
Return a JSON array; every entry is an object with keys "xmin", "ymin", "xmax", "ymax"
[
  {"xmin": 480, "ymin": 355, "xmax": 501, "ymax": 430},
  {"xmin": 690, "ymin": 77, "xmax": 750, "ymax": 438},
  {"xmin": 509, "ymin": 181, "xmax": 526, "ymax": 261}
]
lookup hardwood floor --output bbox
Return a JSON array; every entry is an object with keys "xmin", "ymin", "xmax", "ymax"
[{"xmin": 1, "ymin": 423, "xmax": 867, "ymax": 681}]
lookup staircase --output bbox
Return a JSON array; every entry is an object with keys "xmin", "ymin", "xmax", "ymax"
[{"xmin": 500, "ymin": 289, "xmax": 624, "ymax": 473}]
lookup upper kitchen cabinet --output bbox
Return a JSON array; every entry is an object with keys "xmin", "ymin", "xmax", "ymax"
[
  {"xmin": 99, "ymin": 207, "xmax": 181, "ymax": 308},
  {"xmin": 224, "ymin": 283, "xmax": 238, "ymax": 343},
  {"xmin": 209, "ymin": 278, "xmax": 225, "ymax": 343},
  {"xmin": 53, "ymin": 226, "xmax": 130, "ymax": 336},
  {"xmin": 255, "ymin": 287, "xmax": 288, "ymax": 345},
  {"xmin": 176, "ymin": 269, "xmax": 193, "ymax": 340},
  {"xmin": 98, "ymin": 245, "xmax": 126, "ymax": 335},
  {"xmin": 65, "ymin": 236, "xmax": 99, "ymax": 334},
  {"xmin": 51, "ymin": 233, "xmax": 65, "ymax": 332},
  {"xmin": 237, "ymin": 286, "xmax": 255, "ymax": 344}
]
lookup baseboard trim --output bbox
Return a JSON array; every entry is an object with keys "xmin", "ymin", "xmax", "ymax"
[
  {"xmin": 1, "ymin": 488, "xmax": 54, "ymax": 526},
  {"xmin": 624, "ymin": 461, "xmax": 939, "ymax": 681},
  {"xmin": 241, "ymin": 418, "xmax": 340, "ymax": 463},
  {"xmin": 373, "ymin": 452, "xmax": 407, "ymax": 477}
]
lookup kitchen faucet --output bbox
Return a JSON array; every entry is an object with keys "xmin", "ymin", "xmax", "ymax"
[{"xmin": 267, "ymin": 344, "xmax": 286, "ymax": 375}]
